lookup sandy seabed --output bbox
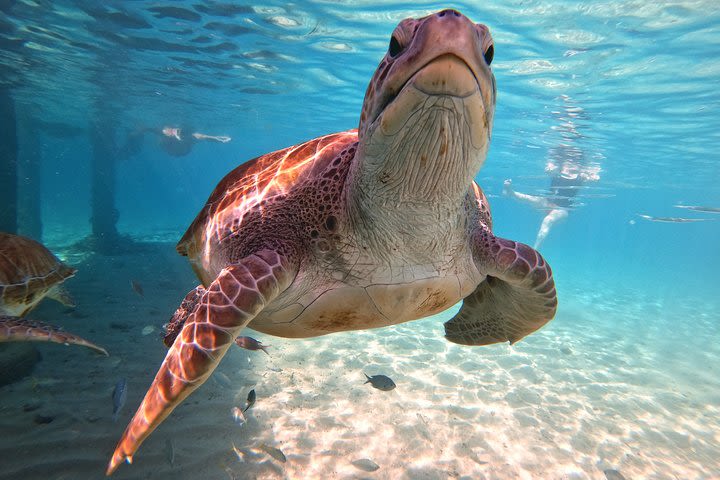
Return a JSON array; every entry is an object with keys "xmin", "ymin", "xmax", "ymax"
[{"xmin": 0, "ymin": 241, "xmax": 718, "ymax": 480}]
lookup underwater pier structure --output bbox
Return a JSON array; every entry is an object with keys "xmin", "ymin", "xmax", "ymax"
[
  {"xmin": 0, "ymin": 90, "xmax": 43, "ymax": 240},
  {"xmin": 0, "ymin": 88, "xmax": 18, "ymax": 234},
  {"xmin": 89, "ymin": 118, "xmax": 121, "ymax": 253},
  {"xmin": 17, "ymin": 117, "xmax": 42, "ymax": 240}
]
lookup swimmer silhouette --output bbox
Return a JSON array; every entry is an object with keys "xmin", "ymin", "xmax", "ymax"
[
  {"xmin": 121, "ymin": 125, "xmax": 231, "ymax": 159},
  {"xmin": 504, "ymin": 96, "xmax": 601, "ymax": 249}
]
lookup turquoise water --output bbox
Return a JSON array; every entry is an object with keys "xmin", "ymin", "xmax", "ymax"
[{"xmin": 1, "ymin": 1, "xmax": 719, "ymax": 479}]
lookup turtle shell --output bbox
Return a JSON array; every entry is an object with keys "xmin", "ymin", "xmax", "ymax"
[{"xmin": 0, "ymin": 233, "xmax": 76, "ymax": 316}]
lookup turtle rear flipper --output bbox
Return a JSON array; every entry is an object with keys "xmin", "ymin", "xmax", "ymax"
[
  {"xmin": 445, "ymin": 233, "xmax": 557, "ymax": 346},
  {"xmin": 107, "ymin": 250, "xmax": 296, "ymax": 476}
]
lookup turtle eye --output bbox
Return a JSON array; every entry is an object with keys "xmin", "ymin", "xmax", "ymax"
[
  {"xmin": 483, "ymin": 45, "xmax": 494, "ymax": 66},
  {"xmin": 388, "ymin": 35, "xmax": 403, "ymax": 58}
]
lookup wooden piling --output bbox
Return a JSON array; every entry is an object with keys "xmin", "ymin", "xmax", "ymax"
[{"xmin": 0, "ymin": 88, "xmax": 18, "ymax": 234}]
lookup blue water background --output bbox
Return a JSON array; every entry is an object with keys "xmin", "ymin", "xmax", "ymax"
[{"xmin": 4, "ymin": 1, "xmax": 717, "ymax": 304}]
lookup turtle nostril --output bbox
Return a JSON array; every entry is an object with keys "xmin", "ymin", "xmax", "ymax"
[
  {"xmin": 438, "ymin": 9, "xmax": 461, "ymax": 18},
  {"xmin": 438, "ymin": 9, "xmax": 459, "ymax": 17}
]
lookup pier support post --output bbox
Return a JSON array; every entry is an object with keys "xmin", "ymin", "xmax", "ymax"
[
  {"xmin": 89, "ymin": 119, "xmax": 120, "ymax": 253},
  {"xmin": 0, "ymin": 88, "xmax": 18, "ymax": 234},
  {"xmin": 17, "ymin": 117, "xmax": 42, "ymax": 240}
]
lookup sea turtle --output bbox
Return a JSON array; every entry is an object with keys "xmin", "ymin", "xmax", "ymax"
[
  {"xmin": 0, "ymin": 232, "xmax": 76, "ymax": 316},
  {"xmin": 0, "ymin": 232, "xmax": 107, "ymax": 354},
  {"xmin": 108, "ymin": 9, "xmax": 557, "ymax": 474}
]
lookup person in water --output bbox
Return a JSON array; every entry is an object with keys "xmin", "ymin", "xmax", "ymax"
[
  {"xmin": 159, "ymin": 126, "xmax": 231, "ymax": 157},
  {"xmin": 504, "ymin": 96, "xmax": 601, "ymax": 249},
  {"xmin": 121, "ymin": 125, "xmax": 231, "ymax": 158}
]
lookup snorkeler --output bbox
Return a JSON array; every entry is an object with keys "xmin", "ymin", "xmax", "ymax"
[
  {"xmin": 120, "ymin": 125, "xmax": 231, "ymax": 159},
  {"xmin": 504, "ymin": 96, "xmax": 601, "ymax": 249},
  {"xmin": 159, "ymin": 126, "xmax": 231, "ymax": 157}
]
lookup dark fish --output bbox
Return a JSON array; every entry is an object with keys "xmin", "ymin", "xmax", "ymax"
[
  {"xmin": 351, "ymin": 458, "xmax": 380, "ymax": 472},
  {"xmin": 112, "ymin": 378, "xmax": 128, "ymax": 422},
  {"xmin": 674, "ymin": 205, "xmax": 720, "ymax": 213},
  {"xmin": 244, "ymin": 389, "xmax": 256, "ymax": 412},
  {"xmin": 364, "ymin": 373, "xmax": 396, "ymax": 391},
  {"xmin": 637, "ymin": 214, "xmax": 709, "ymax": 223},
  {"xmin": 164, "ymin": 438, "xmax": 175, "ymax": 466},
  {"xmin": 257, "ymin": 443, "xmax": 286, "ymax": 463},
  {"xmin": 130, "ymin": 280, "xmax": 144, "ymax": 298},
  {"xmin": 603, "ymin": 469, "xmax": 627, "ymax": 480},
  {"xmin": 231, "ymin": 407, "xmax": 246, "ymax": 425},
  {"xmin": 235, "ymin": 336, "xmax": 270, "ymax": 354}
]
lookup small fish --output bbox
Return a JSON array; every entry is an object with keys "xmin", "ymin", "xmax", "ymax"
[
  {"xmin": 112, "ymin": 378, "xmax": 127, "ymax": 422},
  {"xmin": 257, "ymin": 443, "xmax": 286, "ymax": 463},
  {"xmin": 637, "ymin": 214, "xmax": 709, "ymax": 223},
  {"xmin": 351, "ymin": 458, "xmax": 380, "ymax": 472},
  {"xmin": 164, "ymin": 438, "xmax": 175, "ymax": 466},
  {"xmin": 364, "ymin": 373, "xmax": 396, "ymax": 391},
  {"xmin": 231, "ymin": 406, "xmax": 246, "ymax": 425},
  {"xmin": 674, "ymin": 205, "xmax": 720, "ymax": 213},
  {"xmin": 244, "ymin": 389, "xmax": 256, "ymax": 412},
  {"xmin": 231, "ymin": 442, "xmax": 246, "ymax": 463},
  {"xmin": 130, "ymin": 280, "xmax": 144, "ymax": 297},
  {"xmin": 416, "ymin": 412, "xmax": 429, "ymax": 425},
  {"xmin": 603, "ymin": 469, "xmax": 627, "ymax": 480},
  {"xmin": 235, "ymin": 336, "xmax": 270, "ymax": 354}
]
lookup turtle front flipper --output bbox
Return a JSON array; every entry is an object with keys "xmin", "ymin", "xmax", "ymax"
[
  {"xmin": 47, "ymin": 285, "xmax": 76, "ymax": 308},
  {"xmin": 445, "ymin": 231, "xmax": 557, "ymax": 346},
  {"xmin": 0, "ymin": 315, "xmax": 108, "ymax": 355},
  {"xmin": 106, "ymin": 250, "xmax": 295, "ymax": 476}
]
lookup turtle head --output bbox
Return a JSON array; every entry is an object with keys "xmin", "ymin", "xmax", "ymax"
[{"xmin": 355, "ymin": 9, "xmax": 495, "ymax": 203}]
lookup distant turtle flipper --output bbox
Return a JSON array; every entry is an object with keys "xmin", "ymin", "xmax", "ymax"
[
  {"xmin": 0, "ymin": 315, "xmax": 108, "ymax": 355},
  {"xmin": 445, "ymin": 229, "xmax": 557, "ymax": 346}
]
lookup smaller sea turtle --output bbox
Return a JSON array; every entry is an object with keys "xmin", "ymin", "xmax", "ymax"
[
  {"xmin": 0, "ymin": 232, "xmax": 76, "ymax": 316},
  {"xmin": 0, "ymin": 232, "xmax": 106, "ymax": 354}
]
